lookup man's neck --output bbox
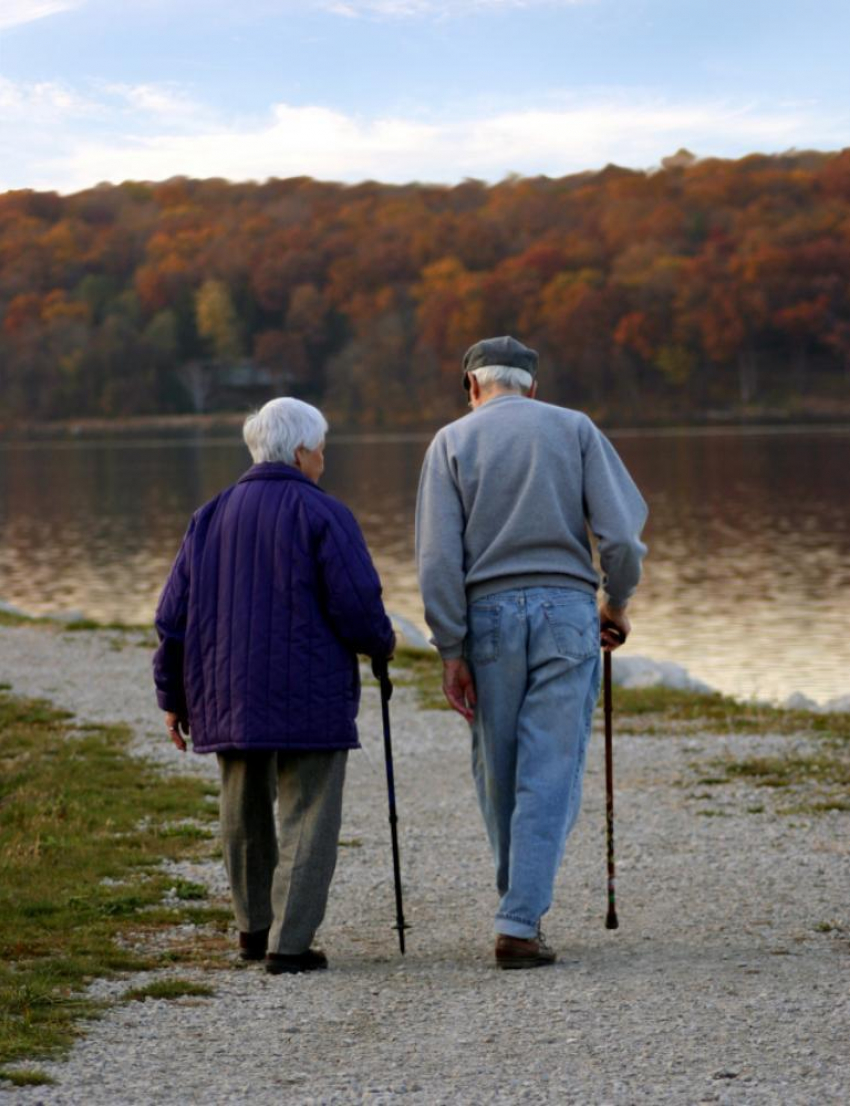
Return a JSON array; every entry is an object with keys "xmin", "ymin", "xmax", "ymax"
[{"xmin": 472, "ymin": 386, "xmax": 525, "ymax": 410}]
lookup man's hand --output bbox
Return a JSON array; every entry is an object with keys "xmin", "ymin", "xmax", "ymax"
[
  {"xmin": 165, "ymin": 710, "xmax": 189, "ymax": 752},
  {"xmin": 442, "ymin": 658, "xmax": 477, "ymax": 722},
  {"xmin": 599, "ymin": 602, "xmax": 631, "ymax": 652}
]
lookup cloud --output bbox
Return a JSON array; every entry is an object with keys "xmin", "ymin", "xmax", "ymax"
[
  {"xmin": 99, "ymin": 82, "xmax": 213, "ymax": 124},
  {"xmin": 0, "ymin": 76, "xmax": 91, "ymax": 117},
  {"xmin": 2, "ymin": 78, "xmax": 848, "ymax": 193},
  {"xmin": 0, "ymin": 0, "xmax": 81, "ymax": 30},
  {"xmin": 0, "ymin": 77, "xmax": 215, "ymax": 191}
]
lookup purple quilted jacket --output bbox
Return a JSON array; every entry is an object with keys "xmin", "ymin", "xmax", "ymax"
[{"xmin": 153, "ymin": 463, "xmax": 395, "ymax": 754}]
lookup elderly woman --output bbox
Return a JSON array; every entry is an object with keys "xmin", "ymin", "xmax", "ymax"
[{"xmin": 153, "ymin": 398, "xmax": 395, "ymax": 975}]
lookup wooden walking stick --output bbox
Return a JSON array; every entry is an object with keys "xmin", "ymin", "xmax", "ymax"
[
  {"xmin": 603, "ymin": 647, "xmax": 619, "ymax": 929},
  {"xmin": 602, "ymin": 625, "xmax": 625, "ymax": 930}
]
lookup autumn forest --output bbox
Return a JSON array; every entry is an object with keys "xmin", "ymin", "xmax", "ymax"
[{"xmin": 2, "ymin": 148, "xmax": 850, "ymax": 429}]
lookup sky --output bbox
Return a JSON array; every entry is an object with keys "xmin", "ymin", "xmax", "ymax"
[{"xmin": 1, "ymin": 0, "xmax": 849, "ymax": 193}]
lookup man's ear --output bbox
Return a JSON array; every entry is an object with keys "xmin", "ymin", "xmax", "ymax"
[
  {"xmin": 529, "ymin": 380, "xmax": 539, "ymax": 399},
  {"xmin": 469, "ymin": 375, "xmax": 481, "ymax": 403}
]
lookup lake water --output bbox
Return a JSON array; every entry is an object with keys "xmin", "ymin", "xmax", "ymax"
[{"xmin": 1, "ymin": 426, "xmax": 848, "ymax": 706}]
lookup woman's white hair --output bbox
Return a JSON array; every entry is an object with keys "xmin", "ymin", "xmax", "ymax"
[
  {"xmin": 243, "ymin": 397, "xmax": 328, "ymax": 464},
  {"xmin": 470, "ymin": 365, "xmax": 534, "ymax": 394}
]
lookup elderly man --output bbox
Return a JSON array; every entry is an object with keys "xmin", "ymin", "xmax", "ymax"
[
  {"xmin": 416, "ymin": 336, "xmax": 647, "ymax": 969},
  {"xmin": 154, "ymin": 397, "xmax": 395, "ymax": 974}
]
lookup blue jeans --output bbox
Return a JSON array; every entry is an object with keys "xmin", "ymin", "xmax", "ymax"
[{"xmin": 466, "ymin": 587, "xmax": 601, "ymax": 939}]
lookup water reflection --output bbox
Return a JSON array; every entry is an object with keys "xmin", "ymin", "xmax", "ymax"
[
  {"xmin": 613, "ymin": 429, "xmax": 850, "ymax": 703},
  {"xmin": 0, "ymin": 428, "xmax": 848, "ymax": 704}
]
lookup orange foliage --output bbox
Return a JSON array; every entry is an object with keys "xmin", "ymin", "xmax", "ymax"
[{"xmin": 2, "ymin": 151, "xmax": 850, "ymax": 422}]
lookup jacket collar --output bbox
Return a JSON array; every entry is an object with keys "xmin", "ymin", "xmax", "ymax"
[{"xmin": 238, "ymin": 462, "xmax": 317, "ymax": 487}]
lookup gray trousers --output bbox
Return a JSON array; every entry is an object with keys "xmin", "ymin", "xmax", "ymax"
[{"xmin": 216, "ymin": 749, "xmax": 348, "ymax": 955}]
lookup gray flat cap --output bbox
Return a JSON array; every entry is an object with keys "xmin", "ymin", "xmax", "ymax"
[{"xmin": 462, "ymin": 335, "xmax": 539, "ymax": 390}]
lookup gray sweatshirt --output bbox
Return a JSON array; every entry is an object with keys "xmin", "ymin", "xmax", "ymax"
[{"xmin": 415, "ymin": 395, "xmax": 648, "ymax": 659}]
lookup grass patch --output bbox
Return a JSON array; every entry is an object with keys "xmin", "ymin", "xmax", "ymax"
[
  {"xmin": 724, "ymin": 752, "xmax": 841, "ymax": 788},
  {"xmin": 801, "ymin": 799, "xmax": 850, "ymax": 813},
  {"xmin": 0, "ymin": 610, "xmax": 47, "ymax": 629},
  {"xmin": 390, "ymin": 646, "xmax": 447, "ymax": 711},
  {"xmin": 169, "ymin": 880, "xmax": 208, "ymax": 902},
  {"xmin": 62, "ymin": 619, "xmax": 145, "ymax": 633},
  {"xmin": 610, "ymin": 686, "xmax": 850, "ymax": 739},
  {"xmin": 124, "ymin": 979, "xmax": 214, "ymax": 1002},
  {"xmin": 0, "ymin": 609, "xmax": 146, "ymax": 633},
  {"xmin": 0, "ymin": 1068, "xmax": 57, "ymax": 1087},
  {"xmin": 177, "ymin": 906, "xmax": 230, "ymax": 927},
  {"xmin": 0, "ymin": 690, "xmax": 221, "ymax": 1072},
  {"xmin": 702, "ymin": 744, "xmax": 850, "ymax": 816},
  {"xmin": 712, "ymin": 748, "xmax": 848, "ymax": 792},
  {"xmin": 814, "ymin": 921, "xmax": 846, "ymax": 935},
  {"xmin": 157, "ymin": 824, "xmax": 214, "ymax": 841}
]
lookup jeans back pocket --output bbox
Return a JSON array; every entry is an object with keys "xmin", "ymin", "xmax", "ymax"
[{"xmin": 542, "ymin": 596, "xmax": 598, "ymax": 664}]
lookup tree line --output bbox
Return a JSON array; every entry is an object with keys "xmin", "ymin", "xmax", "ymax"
[{"xmin": 2, "ymin": 148, "xmax": 849, "ymax": 428}]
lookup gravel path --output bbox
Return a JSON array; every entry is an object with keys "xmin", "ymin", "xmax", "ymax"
[{"xmin": 1, "ymin": 623, "xmax": 848, "ymax": 1105}]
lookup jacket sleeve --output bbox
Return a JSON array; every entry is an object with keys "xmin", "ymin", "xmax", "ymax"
[
  {"xmin": 415, "ymin": 434, "xmax": 468, "ymax": 659},
  {"xmin": 152, "ymin": 517, "xmax": 195, "ymax": 714},
  {"xmin": 581, "ymin": 419, "xmax": 648, "ymax": 608},
  {"xmin": 314, "ymin": 500, "xmax": 395, "ymax": 659}
]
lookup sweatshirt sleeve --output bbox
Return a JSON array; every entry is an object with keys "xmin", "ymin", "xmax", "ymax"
[
  {"xmin": 581, "ymin": 421, "xmax": 648, "ymax": 608},
  {"xmin": 315, "ymin": 500, "xmax": 395, "ymax": 659},
  {"xmin": 415, "ymin": 433, "xmax": 468, "ymax": 659},
  {"xmin": 152, "ymin": 517, "xmax": 195, "ymax": 714}
]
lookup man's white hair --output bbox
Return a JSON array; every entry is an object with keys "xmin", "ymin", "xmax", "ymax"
[
  {"xmin": 243, "ymin": 397, "xmax": 328, "ymax": 464},
  {"xmin": 470, "ymin": 365, "xmax": 534, "ymax": 394}
]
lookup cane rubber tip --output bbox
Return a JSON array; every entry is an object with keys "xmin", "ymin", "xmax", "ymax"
[{"xmin": 605, "ymin": 914, "xmax": 619, "ymax": 930}]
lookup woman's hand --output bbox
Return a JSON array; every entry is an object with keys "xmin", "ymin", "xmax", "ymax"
[
  {"xmin": 165, "ymin": 710, "xmax": 190, "ymax": 752},
  {"xmin": 372, "ymin": 649, "xmax": 395, "ymax": 700}
]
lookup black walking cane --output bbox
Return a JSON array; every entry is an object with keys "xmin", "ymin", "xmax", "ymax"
[
  {"xmin": 374, "ymin": 658, "xmax": 409, "ymax": 953},
  {"xmin": 602, "ymin": 625, "xmax": 625, "ymax": 930}
]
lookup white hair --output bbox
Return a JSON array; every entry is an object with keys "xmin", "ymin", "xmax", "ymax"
[
  {"xmin": 243, "ymin": 397, "xmax": 328, "ymax": 464},
  {"xmin": 470, "ymin": 365, "xmax": 534, "ymax": 394}
]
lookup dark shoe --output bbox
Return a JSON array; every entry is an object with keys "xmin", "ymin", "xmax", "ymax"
[
  {"xmin": 265, "ymin": 948, "xmax": 328, "ymax": 975},
  {"xmin": 495, "ymin": 932, "xmax": 557, "ymax": 970},
  {"xmin": 238, "ymin": 927, "xmax": 270, "ymax": 962}
]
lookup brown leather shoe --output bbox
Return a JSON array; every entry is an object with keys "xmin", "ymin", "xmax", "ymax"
[
  {"xmin": 265, "ymin": 948, "xmax": 328, "ymax": 975},
  {"xmin": 495, "ymin": 932, "xmax": 557, "ymax": 970},
  {"xmin": 238, "ymin": 927, "xmax": 270, "ymax": 961}
]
